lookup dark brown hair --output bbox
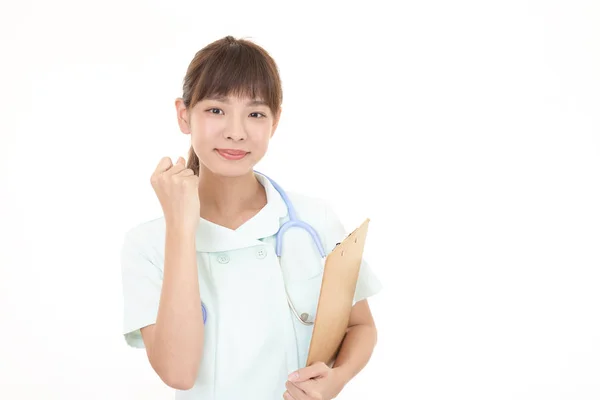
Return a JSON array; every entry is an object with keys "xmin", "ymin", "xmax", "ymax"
[{"xmin": 181, "ymin": 36, "xmax": 283, "ymax": 174}]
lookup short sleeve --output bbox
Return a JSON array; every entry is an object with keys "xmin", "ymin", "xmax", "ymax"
[
  {"xmin": 322, "ymin": 202, "xmax": 383, "ymax": 305},
  {"xmin": 120, "ymin": 230, "xmax": 163, "ymax": 348}
]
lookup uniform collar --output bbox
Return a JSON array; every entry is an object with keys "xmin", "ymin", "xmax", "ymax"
[{"xmin": 194, "ymin": 173, "xmax": 289, "ymax": 253}]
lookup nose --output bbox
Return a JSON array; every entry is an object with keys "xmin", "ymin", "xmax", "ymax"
[{"xmin": 225, "ymin": 115, "xmax": 247, "ymax": 142}]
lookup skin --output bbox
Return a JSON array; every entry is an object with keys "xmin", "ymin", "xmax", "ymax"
[{"xmin": 140, "ymin": 93, "xmax": 378, "ymax": 398}]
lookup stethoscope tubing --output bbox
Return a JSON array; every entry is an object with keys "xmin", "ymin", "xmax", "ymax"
[{"xmin": 201, "ymin": 172, "xmax": 325, "ymax": 326}]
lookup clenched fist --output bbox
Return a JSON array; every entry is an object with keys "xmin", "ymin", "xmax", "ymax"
[{"xmin": 150, "ymin": 156, "xmax": 200, "ymax": 232}]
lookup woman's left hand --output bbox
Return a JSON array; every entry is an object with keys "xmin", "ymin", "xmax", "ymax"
[{"xmin": 284, "ymin": 362, "xmax": 345, "ymax": 400}]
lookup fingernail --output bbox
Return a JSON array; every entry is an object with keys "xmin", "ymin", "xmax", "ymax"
[{"xmin": 288, "ymin": 372, "xmax": 299, "ymax": 381}]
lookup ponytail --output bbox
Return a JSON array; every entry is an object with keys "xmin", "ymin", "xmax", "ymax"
[{"xmin": 187, "ymin": 145, "xmax": 200, "ymax": 175}]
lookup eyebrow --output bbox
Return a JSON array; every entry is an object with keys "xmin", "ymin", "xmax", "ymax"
[{"xmin": 206, "ymin": 95, "xmax": 268, "ymax": 107}]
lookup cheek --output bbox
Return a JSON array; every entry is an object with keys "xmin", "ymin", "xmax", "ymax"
[
  {"xmin": 191, "ymin": 121, "xmax": 220, "ymax": 146},
  {"xmin": 250, "ymin": 130, "xmax": 272, "ymax": 153},
  {"xmin": 252, "ymin": 122, "xmax": 274, "ymax": 141},
  {"xmin": 189, "ymin": 132, "xmax": 217, "ymax": 163}
]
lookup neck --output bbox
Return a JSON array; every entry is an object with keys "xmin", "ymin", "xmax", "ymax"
[{"xmin": 197, "ymin": 165, "xmax": 266, "ymax": 220}]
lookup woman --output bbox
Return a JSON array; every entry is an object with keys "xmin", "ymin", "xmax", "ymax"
[{"xmin": 121, "ymin": 35, "xmax": 382, "ymax": 400}]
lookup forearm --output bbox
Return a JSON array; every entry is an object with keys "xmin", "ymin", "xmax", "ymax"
[
  {"xmin": 332, "ymin": 323, "xmax": 378, "ymax": 386},
  {"xmin": 152, "ymin": 225, "xmax": 204, "ymax": 380}
]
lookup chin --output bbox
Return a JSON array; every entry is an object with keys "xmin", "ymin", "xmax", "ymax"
[{"xmin": 205, "ymin": 158, "xmax": 256, "ymax": 178}]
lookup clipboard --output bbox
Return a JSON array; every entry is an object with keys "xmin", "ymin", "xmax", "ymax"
[{"xmin": 305, "ymin": 218, "xmax": 370, "ymax": 367}]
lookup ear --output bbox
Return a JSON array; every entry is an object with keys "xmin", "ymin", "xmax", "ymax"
[
  {"xmin": 175, "ymin": 98, "xmax": 191, "ymax": 134},
  {"xmin": 270, "ymin": 106, "xmax": 282, "ymax": 138}
]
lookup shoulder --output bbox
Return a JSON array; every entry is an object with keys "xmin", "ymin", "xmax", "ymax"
[
  {"xmin": 286, "ymin": 191, "xmax": 328, "ymax": 216},
  {"xmin": 123, "ymin": 216, "xmax": 166, "ymax": 243},
  {"xmin": 285, "ymin": 191, "xmax": 346, "ymax": 251},
  {"xmin": 121, "ymin": 216, "xmax": 167, "ymax": 265}
]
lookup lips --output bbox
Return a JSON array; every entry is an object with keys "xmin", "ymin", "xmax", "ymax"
[{"xmin": 215, "ymin": 149, "xmax": 249, "ymax": 160}]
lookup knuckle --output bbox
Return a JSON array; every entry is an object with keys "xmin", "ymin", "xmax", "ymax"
[{"xmin": 158, "ymin": 157, "xmax": 171, "ymax": 168}]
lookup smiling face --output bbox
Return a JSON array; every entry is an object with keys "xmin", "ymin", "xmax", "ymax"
[
  {"xmin": 176, "ymin": 94, "xmax": 280, "ymax": 177},
  {"xmin": 176, "ymin": 36, "xmax": 283, "ymax": 177}
]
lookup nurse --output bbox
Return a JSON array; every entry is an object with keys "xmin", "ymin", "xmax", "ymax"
[{"xmin": 121, "ymin": 35, "xmax": 382, "ymax": 400}]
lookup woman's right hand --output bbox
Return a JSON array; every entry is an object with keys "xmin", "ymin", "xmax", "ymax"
[{"xmin": 150, "ymin": 156, "xmax": 200, "ymax": 232}]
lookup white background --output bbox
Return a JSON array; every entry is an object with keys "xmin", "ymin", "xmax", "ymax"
[{"xmin": 1, "ymin": 0, "xmax": 599, "ymax": 399}]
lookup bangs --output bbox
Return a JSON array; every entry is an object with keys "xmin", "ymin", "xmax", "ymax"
[{"xmin": 185, "ymin": 42, "xmax": 281, "ymax": 114}]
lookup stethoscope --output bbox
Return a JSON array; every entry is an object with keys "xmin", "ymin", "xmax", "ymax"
[{"xmin": 201, "ymin": 172, "xmax": 326, "ymax": 326}]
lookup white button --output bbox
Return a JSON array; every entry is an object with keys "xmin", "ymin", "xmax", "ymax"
[
  {"xmin": 256, "ymin": 247, "xmax": 267, "ymax": 259},
  {"xmin": 217, "ymin": 254, "xmax": 230, "ymax": 264}
]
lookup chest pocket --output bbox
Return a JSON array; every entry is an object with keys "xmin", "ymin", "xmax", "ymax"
[{"xmin": 262, "ymin": 228, "xmax": 327, "ymax": 367}]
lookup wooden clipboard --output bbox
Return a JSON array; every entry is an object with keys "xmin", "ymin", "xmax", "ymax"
[{"xmin": 305, "ymin": 218, "xmax": 370, "ymax": 367}]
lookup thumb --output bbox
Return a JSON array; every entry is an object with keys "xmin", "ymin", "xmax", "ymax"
[{"xmin": 288, "ymin": 363, "xmax": 327, "ymax": 382}]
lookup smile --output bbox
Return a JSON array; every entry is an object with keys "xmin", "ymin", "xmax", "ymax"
[{"xmin": 215, "ymin": 149, "xmax": 249, "ymax": 161}]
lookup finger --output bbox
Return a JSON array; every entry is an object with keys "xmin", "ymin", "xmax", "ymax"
[
  {"xmin": 164, "ymin": 157, "xmax": 186, "ymax": 176},
  {"xmin": 174, "ymin": 168, "xmax": 195, "ymax": 178},
  {"xmin": 153, "ymin": 157, "xmax": 173, "ymax": 175},
  {"xmin": 288, "ymin": 362, "xmax": 329, "ymax": 383},
  {"xmin": 293, "ymin": 379, "xmax": 319, "ymax": 396},
  {"xmin": 283, "ymin": 391, "xmax": 296, "ymax": 400},
  {"xmin": 285, "ymin": 381, "xmax": 308, "ymax": 400}
]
